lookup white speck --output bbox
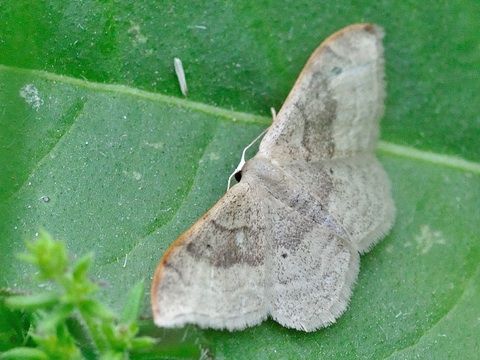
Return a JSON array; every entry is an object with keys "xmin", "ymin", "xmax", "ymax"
[
  {"xmin": 174, "ymin": 57, "xmax": 188, "ymax": 96},
  {"xmin": 235, "ymin": 231, "xmax": 245, "ymax": 246},
  {"xmin": 414, "ymin": 225, "xmax": 446, "ymax": 254},
  {"xmin": 127, "ymin": 23, "xmax": 148, "ymax": 45},
  {"xmin": 20, "ymin": 84, "xmax": 44, "ymax": 111},
  {"xmin": 144, "ymin": 141, "xmax": 164, "ymax": 149},
  {"xmin": 287, "ymin": 27, "xmax": 294, "ymax": 40},
  {"xmin": 208, "ymin": 152, "xmax": 220, "ymax": 161},
  {"xmin": 123, "ymin": 254, "xmax": 128, "ymax": 268},
  {"xmin": 123, "ymin": 170, "xmax": 142, "ymax": 181}
]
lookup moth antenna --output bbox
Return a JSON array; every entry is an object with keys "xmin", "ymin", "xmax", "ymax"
[{"xmin": 227, "ymin": 128, "xmax": 268, "ymax": 190}]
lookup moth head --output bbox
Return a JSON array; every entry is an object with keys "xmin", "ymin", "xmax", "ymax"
[{"xmin": 242, "ymin": 155, "xmax": 284, "ymax": 184}]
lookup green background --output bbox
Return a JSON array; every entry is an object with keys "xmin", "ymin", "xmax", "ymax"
[{"xmin": 1, "ymin": 1, "xmax": 479, "ymax": 358}]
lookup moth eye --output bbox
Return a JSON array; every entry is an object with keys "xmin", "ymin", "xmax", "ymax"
[
  {"xmin": 234, "ymin": 171, "xmax": 242, "ymax": 182},
  {"xmin": 281, "ymin": 253, "xmax": 288, "ymax": 259}
]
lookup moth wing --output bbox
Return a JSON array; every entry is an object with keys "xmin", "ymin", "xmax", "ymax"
[
  {"xmin": 151, "ymin": 182, "xmax": 267, "ymax": 331},
  {"xmin": 281, "ymin": 156, "xmax": 395, "ymax": 253},
  {"xmin": 259, "ymin": 186, "xmax": 359, "ymax": 331},
  {"xmin": 259, "ymin": 24, "xmax": 385, "ymax": 163}
]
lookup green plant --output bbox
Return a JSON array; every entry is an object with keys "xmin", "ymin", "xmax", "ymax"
[
  {"xmin": 1, "ymin": 231, "xmax": 156, "ymax": 360},
  {"xmin": 1, "ymin": 1, "xmax": 479, "ymax": 358}
]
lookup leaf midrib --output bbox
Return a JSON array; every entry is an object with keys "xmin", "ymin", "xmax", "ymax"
[{"xmin": 2, "ymin": 64, "xmax": 479, "ymax": 174}]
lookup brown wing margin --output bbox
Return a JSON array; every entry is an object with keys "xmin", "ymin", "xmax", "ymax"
[
  {"xmin": 259, "ymin": 24, "xmax": 385, "ymax": 164},
  {"xmin": 151, "ymin": 182, "xmax": 269, "ymax": 330}
]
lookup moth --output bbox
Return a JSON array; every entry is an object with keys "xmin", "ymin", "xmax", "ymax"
[{"xmin": 151, "ymin": 23, "xmax": 395, "ymax": 332}]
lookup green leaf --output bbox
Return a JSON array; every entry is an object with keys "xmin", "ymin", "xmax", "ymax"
[
  {"xmin": 30, "ymin": 322, "xmax": 83, "ymax": 360},
  {"xmin": 0, "ymin": 347, "xmax": 48, "ymax": 360},
  {"xmin": 129, "ymin": 336, "xmax": 158, "ymax": 351},
  {"xmin": 19, "ymin": 231, "xmax": 68, "ymax": 281},
  {"xmin": 1, "ymin": 1, "xmax": 479, "ymax": 358},
  {"xmin": 79, "ymin": 300, "xmax": 116, "ymax": 321},
  {"xmin": 5, "ymin": 293, "xmax": 59, "ymax": 311},
  {"xmin": 120, "ymin": 281, "xmax": 145, "ymax": 325},
  {"xmin": 71, "ymin": 254, "xmax": 94, "ymax": 282},
  {"xmin": 35, "ymin": 305, "xmax": 74, "ymax": 334},
  {"xmin": 0, "ymin": 295, "xmax": 33, "ymax": 351}
]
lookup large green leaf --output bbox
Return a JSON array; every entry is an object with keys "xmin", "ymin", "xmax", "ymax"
[{"xmin": 1, "ymin": 1, "xmax": 479, "ymax": 358}]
